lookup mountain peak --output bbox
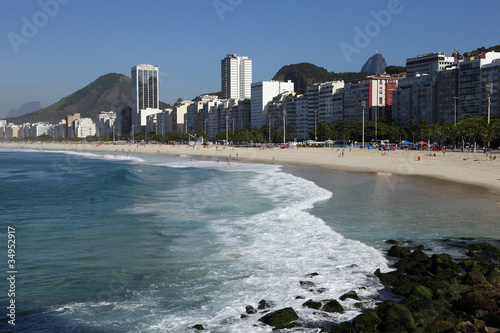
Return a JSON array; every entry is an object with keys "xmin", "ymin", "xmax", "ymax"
[{"xmin": 361, "ymin": 53, "xmax": 387, "ymax": 74}]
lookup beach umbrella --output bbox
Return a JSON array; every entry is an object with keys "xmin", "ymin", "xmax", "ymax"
[
  {"xmin": 401, "ymin": 140, "xmax": 412, "ymax": 145},
  {"xmin": 415, "ymin": 141, "xmax": 427, "ymax": 145}
]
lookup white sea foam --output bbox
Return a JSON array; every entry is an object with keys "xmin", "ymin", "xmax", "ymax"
[
  {"xmin": 134, "ymin": 161, "xmax": 391, "ymax": 332},
  {"xmin": 44, "ymin": 150, "xmax": 146, "ymax": 163},
  {"xmin": 44, "ymin": 156, "xmax": 391, "ymax": 332}
]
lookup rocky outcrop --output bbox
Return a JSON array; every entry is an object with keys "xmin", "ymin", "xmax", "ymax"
[
  {"xmin": 258, "ymin": 307, "xmax": 299, "ymax": 329},
  {"xmin": 330, "ymin": 241, "xmax": 500, "ymax": 332},
  {"xmin": 361, "ymin": 53, "xmax": 387, "ymax": 74}
]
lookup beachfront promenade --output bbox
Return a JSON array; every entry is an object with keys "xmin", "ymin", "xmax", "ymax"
[{"xmin": 2, "ymin": 142, "xmax": 499, "ymax": 191}]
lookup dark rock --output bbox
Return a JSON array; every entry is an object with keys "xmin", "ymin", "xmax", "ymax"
[
  {"xmin": 192, "ymin": 324, "xmax": 204, "ymax": 330},
  {"xmin": 353, "ymin": 301, "xmax": 371, "ymax": 309},
  {"xmin": 385, "ymin": 239, "xmax": 399, "ymax": 245},
  {"xmin": 486, "ymin": 267, "xmax": 500, "ymax": 286},
  {"xmin": 245, "ymin": 305, "xmax": 257, "ymax": 314},
  {"xmin": 468, "ymin": 243, "xmax": 500, "ymax": 260},
  {"xmin": 388, "ymin": 245, "xmax": 411, "ymax": 258},
  {"xmin": 257, "ymin": 299, "xmax": 272, "ymax": 310},
  {"xmin": 455, "ymin": 321, "xmax": 478, "ymax": 332},
  {"xmin": 302, "ymin": 299, "xmax": 321, "ymax": 310},
  {"xmin": 456, "ymin": 291, "xmax": 498, "ymax": 314},
  {"xmin": 321, "ymin": 299, "xmax": 344, "ymax": 313},
  {"xmin": 376, "ymin": 301, "xmax": 416, "ymax": 332},
  {"xmin": 340, "ymin": 290, "xmax": 360, "ymax": 301},
  {"xmin": 464, "ymin": 271, "xmax": 487, "ymax": 285},
  {"xmin": 473, "ymin": 319, "xmax": 486, "ymax": 331},
  {"xmin": 258, "ymin": 307, "xmax": 298, "ymax": 329},
  {"xmin": 426, "ymin": 320, "xmax": 455, "ymax": 332},
  {"xmin": 306, "ymin": 272, "xmax": 319, "ymax": 277},
  {"xmin": 329, "ymin": 322, "xmax": 358, "ymax": 333},
  {"xmin": 410, "ymin": 285, "xmax": 433, "ymax": 301},
  {"xmin": 300, "ymin": 280, "xmax": 316, "ymax": 288},
  {"xmin": 430, "ymin": 253, "xmax": 460, "ymax": 276},
  {"xmin": 352, "ymin": 310, "xmax": 381, "ymax": 330}
]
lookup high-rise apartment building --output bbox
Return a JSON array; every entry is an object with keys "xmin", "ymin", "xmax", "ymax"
[
  {"xmin": 250, "ymin": 80, "xmax": 294, "ymax": 128},
  {"xmin": 406, "ymin": 52, "xmax": 456, "ymax": 78},
  {"xmin": 131, "ymin": 64, "xmax": 159, "ymax": 129},
  {"xmin": 221, "ymin": 54, "xmax": 252, "ymax": 100}
]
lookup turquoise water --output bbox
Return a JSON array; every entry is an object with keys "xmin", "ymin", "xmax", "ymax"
[{"xmin": 0, "ymin": 149, "xmax": 498, "ymax": 332}]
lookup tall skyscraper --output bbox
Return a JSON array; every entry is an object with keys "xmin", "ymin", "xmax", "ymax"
[
  {"xmin": 221, "ymin": 54, "xmax": 252, "ymax": 100},
  {"xmin": 131, "ymin": 64, "xmax": 159, "ymax": 129}
]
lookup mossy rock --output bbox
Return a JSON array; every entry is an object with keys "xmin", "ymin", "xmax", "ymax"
[
  {"xmin": 374, "ymin": 268, "xmax": 401, "ymax": 285},
  {"xmin": 430, "ymin": 254, "xmax": 460, "ymax": 276},
  {"xmin": 245, "ymin": 305, "xmax": 257, "ymax": 314},
  {"xmin": 463, "ymin": 271, "xmax": 487, "ymax": 285},
  {"xmin": 486, "ymin": 267, "xmax": 500, "ymax": 286},
  {"xmin": 410, "ymin": 249, "xmax": 430, "ymax": 262},
  {"xmin": 258, "ymin": 307, "xmax": 298, "ymax": 329},
  {"xmin": 410, "ymin": 285, "xmax": 433, "ymax": 300},
  {"xmin": 445, "ymin": 282, "xmax": 471, "ymax": 302},
  {"xmin": 425, "ymin": 319, "xmax": 455, "ymax": 332},
  {"xmin": 456, "ymin": 291, "xmax": 498, "ymax": 314},
  {"xmin": 427, "ymin": 280, "xmax": 450, "ymax": 294},
  {"xmin": 455, "ymin": 321, "xmax": 477, "ymax": 332},
  {"xmin": 321, "ymin": 299, "xmax": 344, "ymax": 313},
  {"xmin": 377, "ymin": 301, "xmax": 416, "ymax": 332},
  {"xmin": 468, "ymin": 243, "xmax": 500, "ymax": 260},
  {"xmin": 388, "ymin": 245, "xmax": 411, "ymax": 258},
  {"xmin": 393, "ymin": 281, "xmax": 418, "ymax": 296},
  {"xmin": 352, "ymin": 310, "xmax": 381, "ymax": 330},
  {"xmin": 192, "ymin": 324, "xmax": 204, "ymax": 330}
]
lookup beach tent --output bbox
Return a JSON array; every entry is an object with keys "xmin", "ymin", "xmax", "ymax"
[{"xmin": 401, "ymin": 141, "xmax": 413, "ymax": 145}]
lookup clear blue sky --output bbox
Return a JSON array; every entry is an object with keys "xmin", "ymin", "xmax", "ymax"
[{"xmin": 1, "ymin": 0, "xmax": 499, "ymax": 116}]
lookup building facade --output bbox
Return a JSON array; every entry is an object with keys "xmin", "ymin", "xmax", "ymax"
[
  {"xmin": 131, "ymin": 64, "xmax": 159, "ymax": 129},
  {"xmin": 406, "ymin": 52, "xmax": 456, "ymax": 78},
  {"xmin": 221, "ymin": 54, "xmax": 252, "ymax": 100},
  {"xmin": 250, "ymin": 80, "xmax": 294, "ymax": 128},
  {"xmin": 458, "ymin": 52, "xmax": 500, "ymax": 118}
]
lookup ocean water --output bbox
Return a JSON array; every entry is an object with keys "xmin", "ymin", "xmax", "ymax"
[{"xmin": 0, "ymin": 149, "xmax": 499, "ymax": 333}]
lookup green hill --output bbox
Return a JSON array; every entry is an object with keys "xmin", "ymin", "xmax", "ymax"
[
  {"xmin": 8, "ymin": 73, "xmax": 132, "ymax": 124},
  {"xmin": 272, "ymin": 62, "xmax": 373, "ymax": 91},
  {"xmin": 7, "ymin": 73, "xmax": 172, "ymax": 125}
]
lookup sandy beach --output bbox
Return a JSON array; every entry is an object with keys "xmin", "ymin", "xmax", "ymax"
[{"xmin": 2, "ymin": 141, "xmax": 499, "ymax": 191}]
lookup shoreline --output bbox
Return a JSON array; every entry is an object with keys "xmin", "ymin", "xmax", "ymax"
[{"xmin": 1, "ymin": 141, "xmax": 499, "ymax": 191}]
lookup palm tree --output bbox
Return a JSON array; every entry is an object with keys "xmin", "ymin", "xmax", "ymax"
[
  {"xmin": 480, "ymin": 118, "xmax": 500, "ymax": 149},
  {"xmin": 407, "ymin": 119, "xmax": 418, "ymax": 143}
]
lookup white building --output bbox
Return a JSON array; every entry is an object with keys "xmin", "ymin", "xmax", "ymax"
[
  {"xmin": 406, "ymin": 52, "xmax": 456, "ymax": 78},
  {"xmin": 308, "ymin": 81, "xmax": 345, "ymax": 128},
  {"xmin": 139, "ymin": 108, "xmax": 162, "ymax": 129},
  {"xmin": 250, "ymin": 80, "xmax": 294, "ymax": 128},
  {"xmin": 73, "ymin": 118, "xmax": 96, "ymax": 138},
  {"xmin": 131, "ymin": 64, "xmax": 159, "ymax": 130},
  {"xmin": 171, "ymin": 101, "xmax": 192, "ymax": 133},
  {"xmin": 96, "ymin": 111, "xmax": 116, "ymax": 137},
  {"xmin": 221, "ymin": 54, "xmax": 252, "ymax": 100},
  {"xmin": 53, "ymin": 120, "xmax": 67, "ymax": 139}
]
